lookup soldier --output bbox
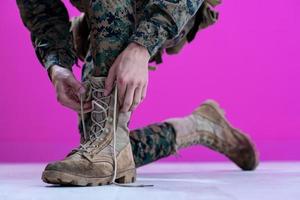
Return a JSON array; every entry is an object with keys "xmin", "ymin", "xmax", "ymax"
[{"xmin": 17, "ymin": 0, "xmax": 259, "ymax": 186}]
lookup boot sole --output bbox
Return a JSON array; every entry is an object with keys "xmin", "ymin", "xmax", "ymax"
[
  {"xmin": 201, "ymin": 100, "xmax": 260, "ymax": 170},
  {"xmin": 41, "ymin": 168, "xmax": 136, "ymax": 186}
]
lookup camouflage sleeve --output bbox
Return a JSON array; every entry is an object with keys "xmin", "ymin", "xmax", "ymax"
[
  {"xmin": 129, "ymin": 0, "xmax": 204, "ymax": 58},
  {"xmin": 16, "ymin": 0, "xmax": 76, "ymax": 72}
]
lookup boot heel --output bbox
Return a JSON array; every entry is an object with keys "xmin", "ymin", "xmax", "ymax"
[{"xmin": 115, "ymin": 169, "xmax": 136, "ymax": 184}]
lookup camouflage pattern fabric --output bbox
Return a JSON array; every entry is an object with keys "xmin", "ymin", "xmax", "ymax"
[
  {"xmin": 16, "ymin": 0, "xmax": 77, "ymax": 71},
  {"xmin": 16, "ymin": 0, "xmax": 222, "ymax": 76},
  {"xmin": 129, "ymin": 122, "xmax": 176, "ymax": 168},
  {"xmin": 77, "ymin": 110, "xmax": 176, "ymax": 168},
  {"xmin": 16, "ymin": 0, "xmax": 220, "ymax": 167},
  {"xmin": 68, "ymin": 0, "xmax": 221, "ymax": 67}
]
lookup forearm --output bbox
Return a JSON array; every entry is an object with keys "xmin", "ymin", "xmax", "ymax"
[{"xmin": 17, "ymin": 0, "xmax": 76, "ymax": 73}]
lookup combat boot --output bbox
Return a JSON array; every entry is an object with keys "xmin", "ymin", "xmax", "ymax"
[
  {"xmin": 166, "ymin": 100, "xmax": 259, "ymax": 170},
  {"xmin": 42, "ymin": 76, "xmax": 136, "ymax": 186}
]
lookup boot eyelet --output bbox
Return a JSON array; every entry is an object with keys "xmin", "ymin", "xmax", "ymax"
[{"xmin": 107, "ymin": 117, "xmax": 113, "ymax": 123}]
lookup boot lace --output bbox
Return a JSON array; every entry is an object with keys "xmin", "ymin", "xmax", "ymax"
[
  {"xmin": 78, "ymin": 80, "xmax": 151, "ymax": 187},
  {"xmin": 76, "ymin": 81, "xmax": 110, "ymax": 153}
]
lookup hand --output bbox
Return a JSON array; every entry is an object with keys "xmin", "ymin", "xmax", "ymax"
[
  {"xmin": 49, "ymin": 65, "xmax": 92, "ymax": 113},
  {"xmin": 104, "ymin": 42, "xmax": 150, "ymax": 112}
]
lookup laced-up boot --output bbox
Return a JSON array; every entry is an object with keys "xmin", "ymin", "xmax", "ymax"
[
  {"xmin": 41, "ymin": 76, "xmax": 136, "ymax": 186},
  {"xmin": 166, "ymin": 100, "xmax": 259, "ymax": 170}
]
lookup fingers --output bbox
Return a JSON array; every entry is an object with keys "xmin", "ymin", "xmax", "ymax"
[
  {"xmin": 130, "ymin": 86, "xmax": 142, "ymax": 111},
  {"xmin": 141, "ymin": 82, "xmax": 148, "ymax": 102},
  {"xmin": 65, "ymin": 75, "xmax": 86, "ymax": 98},
  {"xmin": 56, "ymin": 84, "xmax": 80, "ymax": 111},
  {"xmin": 81, "ymin": 99, "xmax": 92, "ymax": 111},
  {"xmin": 59, "ymin": 94, "xmax": 91, "ymax": 113},
  {"xmin": 117, "ymin": 77, "xmax": 127, "ymax": 107},
  {"xmin": 121, "ymin": 83, "xmax": 135, "ymax": 112},
  {"xmin": 51, "ymin": 66, "xmax": 91, "ymax": 113},
  {"xmin": 104, "ymin": 66, "xmax": 116, "ymax": 96},
  {"xmin": 116, "ymin": 78, "xmax": 147, "ymax": 112},
  {"xmin": 56, "ymin": 83, "xmax": 91, "ymax": 113},
  {"xmin": 78, "ymin": 101, "xmax": 92, "ymax": 113}
]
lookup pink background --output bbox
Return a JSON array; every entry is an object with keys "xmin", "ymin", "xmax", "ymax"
[{"xmin": 0, "ymin": 1, "xmax": 299, "ymax": 162}]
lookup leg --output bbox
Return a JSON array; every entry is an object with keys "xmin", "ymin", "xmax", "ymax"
[
  {"xmin": 76, "ymin": 0, "xmax": 257, "ymax": 172},
  {"xmin": 77, "ymin": 0, "xmax": 179, "ymax": 168},
  {"xmin": 42, "ymin": 0, "xmax": 138, "ymax": 186},
  {"xmin": 130, "ymin": 122, "xmax": 177, "ymax": 168},
  {"xmin": 124, "ymin": 99, "xmax": 259, "ymax": 170},
  {"xmin": 84, "ymin": 0, "xmax": 136, "ymax": 77},
  {"xmin": 78, "ymin": 0, "xmax": 137, "ymax": 131},
  {"xmin": 78, "ymin": 0, "xmax": 137, "ymax": 141}
]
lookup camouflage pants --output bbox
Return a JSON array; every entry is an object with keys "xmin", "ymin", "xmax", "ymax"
[
  {"xmin": 74, "ymin": 0, "xmax": 221, "ymax": 168},
  {"xmin": 78, "ymin": 114, "xmax": 177, "ymax": 168},
  {"xmin": 17, "ymin": 0, "xmax": 219, "ymax": 167},
  {"xmin": 76, "ymin": 0, "xmax": 180, "ymax": 168},
  {"xmin": 75, "ymin": 0, "xmax": 212, "ymax": 78},
  {"xmin": 74, "ymin": 0, "xmax": 221, "ymax": 167}
]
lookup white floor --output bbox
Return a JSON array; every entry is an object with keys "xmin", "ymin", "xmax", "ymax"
[{"xmin": 0, "ymin": 162, "xmax": 299, "ymax": 200}]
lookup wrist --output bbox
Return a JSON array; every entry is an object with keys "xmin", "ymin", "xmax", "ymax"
[
  {"xmin": 128, "ymin": 42, "xmax": 150, "ymax": 61},
  {"xmin": 48, "ymin": 65, "xmax": 59, "ymax": 82},
  {"xmin": 48, "ymin": 65, "xmax": 71, "ymax": 83},
  {"xmin": 47, "ymin": 65, "xmax": 56, "ymax": 83}
]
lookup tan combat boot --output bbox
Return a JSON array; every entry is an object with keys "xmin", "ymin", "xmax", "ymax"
[
  {"xmin": 166, "ymin": 100, "xmax": 259, "ymax": 170},
  {"xmin": 42, "ymin": 76, "xmax": 136, "ymax": 186}
]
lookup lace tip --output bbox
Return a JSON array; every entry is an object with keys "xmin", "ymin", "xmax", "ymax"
[{"xmin": 112, "ymin": 182, "xmax": 154, "ymax": 187}]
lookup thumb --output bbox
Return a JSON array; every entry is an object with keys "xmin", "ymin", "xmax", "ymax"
[
  {"xmin": 66, "ymin": 75, "xmax": 85, "ymax": 95},
  {"xmin": 104, "ymin": 66, "xmax": 116, "ymax": 96}
]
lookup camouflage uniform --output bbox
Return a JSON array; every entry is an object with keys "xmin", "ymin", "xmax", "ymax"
[{"xmin": 17, "ymin": 0, "xmax": 220, "ymax": 167}]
